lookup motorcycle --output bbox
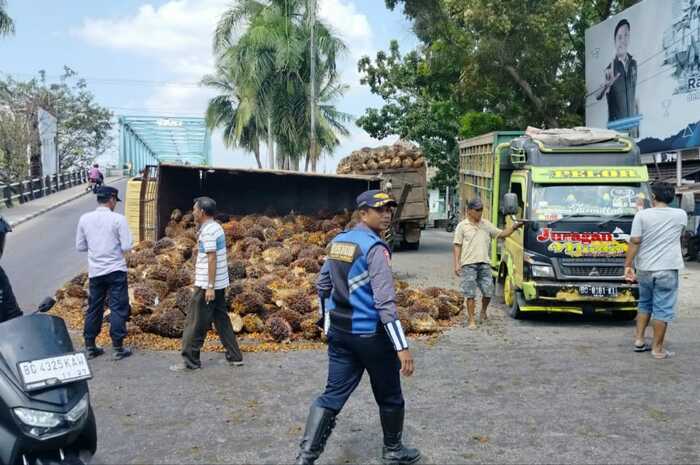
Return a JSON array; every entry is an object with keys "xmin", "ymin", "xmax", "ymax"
[
  {"xmin": 445, "ymin": 211, "xmax": 458, "ymax": 233},
  {"xmin": 88, "ymin": 178, "xmax": 103, "ymax": 195},
  {"xmin": 0, "ymin": 298, "xmax": 97, "ymax": 465}
]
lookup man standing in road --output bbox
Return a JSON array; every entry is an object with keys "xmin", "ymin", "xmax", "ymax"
[
  {"xmin": 625, "ymin": 182, "xmax": 687, "ymax": 359},
  {"xmin": 76, "ymin": 186, "xmax": 133, "ymax": 360},
  {"xmin": 295, "ymin": 190, "xmax": 419, "ymax": 465},
  {"xmin": 453, "ymin": 198, "xmax": 523, "ymax": 329},
  {"xmin": 170, "ymin": 197, "xmax": 243, "ymax": 371}
]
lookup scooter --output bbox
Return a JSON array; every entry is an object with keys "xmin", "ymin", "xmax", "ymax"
[
  {"xmin": 445, "ymin": 211, "xmax": 458, "ymax": 233},
  {"xmin": 0, "ymin": 298, "xmax": 97, "ymax": 465}
]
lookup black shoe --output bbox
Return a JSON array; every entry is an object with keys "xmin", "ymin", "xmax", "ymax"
[
  {"xmin": 224, "ymin": 354, "xmax": 244, "ymax": 367},
  {"xmin": 85, "ymin": 346, "xmax": 105, "ymax": 360},
  {"xmin": 295, "ymin": 405, "xmax": 337, "ymax": 465},
  {"xmin": 380, "ymin": 407, "xmax": 421, "ymax": 465},
  {"xmin": 112, "ymin": 347, "xmax": 133, "ymax": 361}
]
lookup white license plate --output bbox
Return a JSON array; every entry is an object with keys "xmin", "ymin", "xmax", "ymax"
[
  {"xmin": 18, "ymin": 353, "xmax": 92, "ymax": 391},
  {"xmin": 579, "ymin": 285, "xmax": 619, "ymax": 298}
]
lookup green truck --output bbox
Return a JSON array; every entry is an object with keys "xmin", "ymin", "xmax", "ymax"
[{"xmin": 458, "ymin": 129, "xmax": 664, "ymax": 318}]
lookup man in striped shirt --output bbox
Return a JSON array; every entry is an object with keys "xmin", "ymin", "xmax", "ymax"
[{"xmin": 171, "ymin": 197, "xmax": 242, "ymax": 371}]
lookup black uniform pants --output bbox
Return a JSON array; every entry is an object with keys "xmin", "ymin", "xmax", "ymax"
[
  {"xmin": 314, "ymin": 329, "xmax": 404, "ymax": 413},
  {"xmin": 84, "ymin": 271, "xmax": 129, "ymax": 347},
  {"xmin": 181, "ymin": 288, "xmax": 242, "ymax": 368}
]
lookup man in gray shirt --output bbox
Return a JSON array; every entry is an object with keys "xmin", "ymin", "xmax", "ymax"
[
  {"xmin": 76, "ymin": 186, "xmax": 133, "ymax": 361},
  {"xmin": 625, "ymin": 182, "xmax": 687, "ymax": 359}
]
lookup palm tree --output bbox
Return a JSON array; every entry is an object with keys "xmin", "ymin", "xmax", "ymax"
[
  {"xmin": 213, "ymin": 0, "xmax": 349, "ymax": 171},
  {"xmin": 203, "ymin": 65, "xmax": 264, "ymax": 168},
  {"xmin": 0, "ymin": 0, "xmax": 15, "ymax": 37}
]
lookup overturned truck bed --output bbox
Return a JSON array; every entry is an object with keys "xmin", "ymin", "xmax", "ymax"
[{"xmin": 140, "ymin": 164, "xmax": 381, "ymax": 241}]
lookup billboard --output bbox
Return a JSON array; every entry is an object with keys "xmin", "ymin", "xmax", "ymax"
[
  {"xmin": 585, "ymin": 0, "xmax": 700, "ymax": 154},
  {"xmin": 37, "ymin": 108, "xmax": 58, "ymax": 176}
]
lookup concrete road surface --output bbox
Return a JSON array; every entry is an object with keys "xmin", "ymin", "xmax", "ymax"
[
  {"xmin": 85, "ymin": 229, "xmax": 700, "ymax": 464},
  {"xmin": 3, "ymin": 178, "xmax": 127, "ymax": 311}
]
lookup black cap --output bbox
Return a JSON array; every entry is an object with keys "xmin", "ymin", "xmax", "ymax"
[
  {"xmin": 467, "ymin": 198, "xmax": 483, "ymax": 210},
  {"xmin": 96, "ymin": 186, "xmax": 121, "ymax": 202},
  {"xmin": 356, "ymin": 189, "xmax": 398, "ymax": 209}
]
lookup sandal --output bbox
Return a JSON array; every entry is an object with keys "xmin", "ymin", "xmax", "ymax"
[
  {"xmin": 634, "ymin": 342, "xmax": 651, "ymax": 352},
  {"xmin": 651, "ymin": 350, "xmax": 675, "ymax": 359}
]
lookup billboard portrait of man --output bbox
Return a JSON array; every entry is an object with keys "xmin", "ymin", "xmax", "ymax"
[{"xmin": 595, "ymin": 19, "xmax": 640, "ymax": 136}]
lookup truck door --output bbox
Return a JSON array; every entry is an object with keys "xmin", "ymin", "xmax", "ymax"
[{"xmin": 505, "ymin": 174, "xmax": 527, "ymax": 287}]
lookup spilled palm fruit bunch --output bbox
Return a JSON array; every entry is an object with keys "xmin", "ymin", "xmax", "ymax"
[{"xmin": 51, "ymin": 210, "xmax": 462, "ymax": 352}]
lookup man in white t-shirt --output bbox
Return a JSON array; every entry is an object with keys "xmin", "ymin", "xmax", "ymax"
[
  {"xmin": 171, "ymin": 197, "xmax": 242, "ymax": 371},
  {"xmin": 625, "ymin": 182, "xmax": 687, "ymax": 359}
]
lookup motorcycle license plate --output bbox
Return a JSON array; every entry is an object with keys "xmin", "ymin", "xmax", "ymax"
[
  {"xmin": 17, "ymin": 353, "xmax": 92, "ymax": 391},
  {"xmin": 579, "ymin": 285, "xmax": 619, "ymax": 298}
]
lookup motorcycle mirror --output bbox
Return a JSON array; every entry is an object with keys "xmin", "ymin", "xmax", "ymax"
[{"xmin": 37, "ymin": 297, "xmax": 56, "ymax": 313}]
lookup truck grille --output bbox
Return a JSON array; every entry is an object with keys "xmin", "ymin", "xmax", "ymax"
[
  {"xmin": 559, "ymin": 265, "xmax": 624, "ymax": 277},
  {"xmin": 557, "ymin": 259, "xmax": 624, "ymax": 278}
]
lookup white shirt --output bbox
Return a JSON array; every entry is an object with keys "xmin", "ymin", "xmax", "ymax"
[
  {"xmin": 76, "ymin": 207, "xmax": 133, "ymax": 278},
  {"xmin": 195, "ymin": 220, "xmax": 229, "ymax": 290}
]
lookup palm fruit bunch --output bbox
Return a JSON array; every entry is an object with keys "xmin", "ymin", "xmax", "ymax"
[
  {"xmin": 51, "ymin": 209, "xmax": 463, "ymax": 351},
  {"xmin": 336, "ymin": 140, "xmax": 425, "ymax": 175}
]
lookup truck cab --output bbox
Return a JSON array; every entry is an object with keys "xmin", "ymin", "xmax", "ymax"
[{"xmin": 494, "ymin": 134, "xmax": 650, "ymax": 318}]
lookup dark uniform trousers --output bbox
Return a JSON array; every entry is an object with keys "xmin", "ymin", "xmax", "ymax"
[
  {"xmin": 84, "ymin": 270, "xmax": 129, "ymax": 347},
  {"xmin": 181, "ymin": 288, "xmax": 242, "ymax": 367},
  {"xmin": 314, "ymin": 329, "xmax": 404, "ymax": 413}
]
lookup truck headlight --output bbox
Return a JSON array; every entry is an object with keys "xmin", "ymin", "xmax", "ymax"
[{"xmin": 531, "ymin": 265, "xmax": 555, "ymax": 278}]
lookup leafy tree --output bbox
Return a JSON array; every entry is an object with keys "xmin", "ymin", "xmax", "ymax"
[
  {"xmin": 0, "ymin": 68, "xmax": 113, "ymax": 180},
  {"xmin": 0, "ymin": 0, "xmax": 14, "ymax": 37},
  {"xmin": 360, "ymin": 0, "xmax": 641, "ymax": 188}
]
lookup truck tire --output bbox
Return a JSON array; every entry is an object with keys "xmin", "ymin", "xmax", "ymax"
[
  {"xmin": 509, "ymin": 291, "xmax": 523, "ymax": 319},
  {"xmin": 612, "ymin": 311, "xmax": 637, "ymax": 321},
  {"xmin": 402, "ymin": 240, "xmax": 420, "ymax": 251},
  {"xmin": 503, "ymin": 275, "xmax": 522, "ymax": 319}
]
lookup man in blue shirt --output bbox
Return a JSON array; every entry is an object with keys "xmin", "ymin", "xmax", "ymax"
[
  {"xmin": 76, "ymin": 186, "xmax": 133, "ymax": 361},
  {"xmin": 295, "ymin": 190, "xmax": 420, "ymax": 465}
]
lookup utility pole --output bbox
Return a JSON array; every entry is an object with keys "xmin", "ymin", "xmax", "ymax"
[{"xmin": 308, "ymin": 0, "xmax": 317, "ymax": 172}]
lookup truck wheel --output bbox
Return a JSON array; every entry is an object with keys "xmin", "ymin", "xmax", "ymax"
[
  {"xmin": 504, "ymin": 277, "xmax": 522, "ymax": 319},
  {"xmin": 509, "ymin": 291, "xmax": 523, "ymax": 319},
  {"xmin": 503, "ymin": 276, "xmax": 523, "ymax": 320},
  {"xmin": 612, "ymin": 311, "xmax": 637, "ymax": 321},
  {"xmin": 402, "ymin": 240, "xmax": 420, "ymax": 251}
]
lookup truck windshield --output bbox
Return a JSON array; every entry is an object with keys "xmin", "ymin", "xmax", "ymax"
[{"xmin": 532, "ymin": 184, "xmax": 650, "ymax": 221}]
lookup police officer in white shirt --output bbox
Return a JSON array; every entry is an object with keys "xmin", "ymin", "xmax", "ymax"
[{"xmin": 76, "ymin": 186, "xmax": 133, "ymax": 360}]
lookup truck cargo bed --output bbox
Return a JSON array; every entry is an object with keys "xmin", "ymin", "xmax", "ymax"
[{"xmin": 141, "ymin": 164, "xmax": 379, "ymax": 240}]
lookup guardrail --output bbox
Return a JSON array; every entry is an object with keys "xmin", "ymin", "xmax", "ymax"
[{"xmin": 1, "ymin": 170, "xmax": 89, "ymax": 208}]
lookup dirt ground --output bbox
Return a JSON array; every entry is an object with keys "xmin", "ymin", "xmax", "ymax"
[{"xmin": 89, "ymin": 229, "xmax": 700, "ymax": 464}]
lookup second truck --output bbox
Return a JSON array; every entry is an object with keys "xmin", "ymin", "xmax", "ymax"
[{"xmin": 459, "ymin": 128, "xmax": 655, "ymax": 319}]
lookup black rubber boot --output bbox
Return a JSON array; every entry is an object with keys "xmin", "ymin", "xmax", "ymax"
[
  {"xmin": 380, "ymin": 407, "xmax": 421, "ymax": 465},
  {"xmin": 295, "ymin": 405, "xmax": 337, "ymax": 465}
]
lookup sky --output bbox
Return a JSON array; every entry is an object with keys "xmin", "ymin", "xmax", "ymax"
[{"xmin": 0, "ymin": 0, "xmax": 419, "ymax": 173}]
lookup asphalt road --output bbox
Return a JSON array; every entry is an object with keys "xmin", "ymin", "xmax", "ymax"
[
  {"xmin": 4, "ymin": 178, "xmax": 127, "ymax": 311},
  {"xmin": 85, "ymin": 229, "xmax": 700, "ymax": 464}
]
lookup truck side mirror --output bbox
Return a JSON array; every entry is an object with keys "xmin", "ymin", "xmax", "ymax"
[
  {"xmin": 502, "ymin": 193, "xmax": 519, "ymax": 215},
  {"xmin": 680, "ymin": 192, "xmax": 696, "ymax": 214}
]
